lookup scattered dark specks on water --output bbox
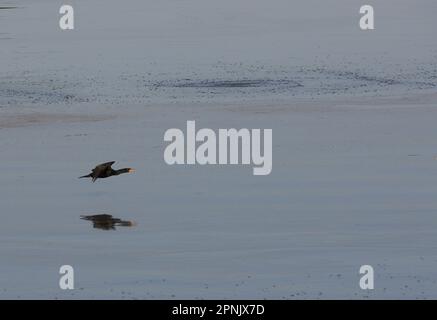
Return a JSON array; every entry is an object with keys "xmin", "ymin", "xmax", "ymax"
[
  {"xmin": 156, "ymin": 78, "xmax": 303, "ymax": 89},
  {"xmin": 80, "ymin": 214, "xmax": 136, "ymax": 231}
]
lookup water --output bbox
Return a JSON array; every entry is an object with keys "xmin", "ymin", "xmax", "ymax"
[{"xmin": 1, "ymin": 0, "xmax": 437, "ymax": 299}]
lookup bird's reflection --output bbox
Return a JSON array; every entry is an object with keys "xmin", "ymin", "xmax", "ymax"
[{"xmin": 80, "ymin": 214, "xmax": 136, "ymax": 230}]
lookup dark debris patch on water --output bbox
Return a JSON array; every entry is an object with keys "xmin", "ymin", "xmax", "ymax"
[
  {"xmin": 0, "ymin": 88, "xmax": 88, "ymax": 105},
  {"xmin": 151, "ymin": 78, "xmax": 305, "ymax": 100},
  {"xmin": 159, "ymin": 78, "xmax": 303, "ymax": 89},
  {"xmin": 149, "ymin": 66, "xmax": 437, "ymax": 101},
  {"xmin": 0, "ymin": 76, "xmax": 95, "ymax": 106},
  {"xmin": 307, "ymin": 67, "xmax": 436, "ymax": 90},
  {"xmin": 1, "ymin": 63, "xmax": 436, "ymax": 107}
]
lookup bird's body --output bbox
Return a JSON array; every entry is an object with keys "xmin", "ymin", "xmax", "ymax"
[{"xmin": 79, "ymin": 161, "xmax": 134, "ymax": 182}]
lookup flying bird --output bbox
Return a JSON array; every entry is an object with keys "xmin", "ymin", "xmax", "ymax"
[{"xmin": 79, "ymin": 161, "xmax": 134, "ymax": 182}]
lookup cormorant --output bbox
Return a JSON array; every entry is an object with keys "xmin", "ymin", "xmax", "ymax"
[{"xmin": 79, "ymin": 161, "xmax": 134, "ymax": 182}]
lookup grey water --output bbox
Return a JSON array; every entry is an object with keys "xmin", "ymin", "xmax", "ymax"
[{"xmin": 1, "ymin": 0, "xmax": 437, "ymax": 299}]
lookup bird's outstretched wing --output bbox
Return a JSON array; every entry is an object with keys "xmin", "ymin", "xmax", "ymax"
[{"xmin": 93, "ymin": 161, "xmax": 115, "ymax": 170}]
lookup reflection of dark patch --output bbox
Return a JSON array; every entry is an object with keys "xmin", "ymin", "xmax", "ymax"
[
  {"xmin": 156, "ymin": 79, "xmax": 303, "ymax": 89},
  {"xmin": 0, "ymin": 6, "xmax": 18, "ymax": 9},
  {"xmin": 80, "ymin": 214, "xmax": 135, "ymax": 231}
]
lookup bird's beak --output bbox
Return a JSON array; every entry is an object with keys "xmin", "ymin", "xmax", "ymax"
[{"xmin": 128, "ymin": 168, "xmax": 135, "ymax": 173}]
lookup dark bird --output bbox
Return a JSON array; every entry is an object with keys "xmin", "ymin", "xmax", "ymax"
[
  {"xmin": 79, "ymin": 161, "xmax": 134, "ymax": 182},
  {"xmin": 80, "ymin": 214, "xmax": 136, "ymax": 230}
]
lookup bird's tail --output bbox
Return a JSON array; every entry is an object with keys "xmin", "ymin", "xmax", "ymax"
[{"xmin": 79, "ymin": 174, "xmax": 91, "ymax": 179}]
